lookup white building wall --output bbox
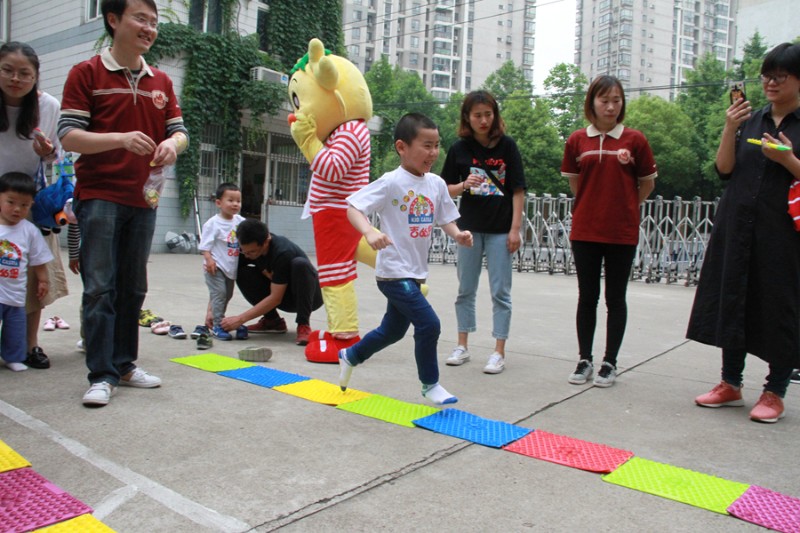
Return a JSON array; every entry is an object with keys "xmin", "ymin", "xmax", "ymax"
[{"xmin": 734, "ymin": 0, "xmax": 797, "ymax": 56}]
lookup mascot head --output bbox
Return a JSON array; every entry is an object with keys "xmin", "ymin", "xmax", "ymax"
[{"xmin": 288, "ymin": 38, "xmax": 372, "ymax": 140}]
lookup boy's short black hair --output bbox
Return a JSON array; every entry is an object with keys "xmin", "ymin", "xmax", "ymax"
[
  {"xmin": 215, "ymin": 182, "xmax": 240, "ymax": 200},
  {"xmin": 394, "ymin": 113, "xmax": 438, "ymax": 146},
  {"xmin": 0, "ymin": 172, "xmax": 36, "ymax": 198},
  {"xmin": 237, "ymin": 219, "xmax": 269, "ymax": 247}
]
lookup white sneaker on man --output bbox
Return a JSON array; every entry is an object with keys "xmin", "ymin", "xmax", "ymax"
[
  {"xmin": 82, "ymin": 382, "xmax": 117, "ymax": 407},
  {"xmin": 120, "ymin": 368, "xmax": 162, "ymax": 388}
]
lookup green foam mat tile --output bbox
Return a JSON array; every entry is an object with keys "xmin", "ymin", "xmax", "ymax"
[
  {"xmin": 35, "ymin": 514, "xmax": 116, "ymax": 532},
  {"xmin": 170, "ymin": 353, "xmax": 255, "ymax": 373},
  {"xmin": 0, "ymin": 439, "xmax": 31, "ymax": 473},
  {"xmin": 336, "ymin": 394, "xmax": 440, "ymax": 427},
  {"xmin": 602, "ymin": 457, "xmax": 750, "ymax": 514},
  {"xmin": 273, "ymin": 379, "xmax": 371, "ymax": 406}
]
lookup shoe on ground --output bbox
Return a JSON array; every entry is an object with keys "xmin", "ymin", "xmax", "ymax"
[
  {"xmin": 593, "ymin": 362, "xmax": 617, "ymax": 387},
  {"xmin": 54, "ymin": 316, "xmax": 70, "ymax": 329},
  {"xmin": 238, "ymin": 346, "xmax": 273, "ymax": 362},
  {"xmin": 791, "ymin": 369, "xmax": 800, "ymax": 384},
  {"xmin": 43, "ymin": 317, "xmax": 56, "ymax": 331},
  {"xmin": 24, "ymin": 347, "xmax": 50, "ymax": 369},
  {"xmin": 76, "ymin": 339, "xmax": 85, "ymax": 352},
  {"xmin": 236, "ymin": 325, "xmax": 249, "ymax": 340},
  {"xmin": 197, "ymin": 333, "xmax": 213, "ymax": 350},
  {"xmin": 483, "ymin": 352, "xmax": 505, "ymax": 374},
  {"xmin": 295, "ymin": 324, "xmax": 312, "ymax": 346},
  {"xmin": 446, "ymin": 345, "xmax": 470, "ymax": 366},
  {"xmin": 695, "ymin": 381, "xmax": 744, "ymax": 408},
  {"xmin": 750, "ymin": 391, "xmax": 785, "ymax": 423},
  {"xmin": 168, "ymin": 325, "xmax": 187, "ymax": 339},
  {"xmin": 568, "ymin": 359, "xmax": 594, "ymax": 384},
  {"xmin": 120, "ymin": 368, "xmax": 162, "ymax": 388},
  {"xmin": 150, "ymin": 320, "xmax": 171, "ymax": 335},
  {"xmin": 191, "ymin": 325, "xmax": 210, "ymax": 339},
  {"xmin": 5, "ymin": 362, "xmax": 27, "ymax": 372},
  {"xmin": 83, "ymin": 382, "xmax": 116, "ymax": 407},
  {"xmin": 138, "ymin": 309, "xmax": 160, "ymax": 327},
  {"xmin": 212, "ymin": 326, "xmax": 233, "ymax": 341},
  {"xmin": 247, "ymin": 316, "xmax": 287, "ymax": 334}
]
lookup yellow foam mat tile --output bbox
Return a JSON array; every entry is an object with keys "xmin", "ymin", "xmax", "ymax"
[
  {"xmin": 0, "ymin": 439, "xmax": 31, "ymax": 473},
  {"xmin": 273, "ymin": 379, "xmax": 371, "ymax": 406},
  {"xmin": 35, "ymin": 514, "xmax": 116, "ymax": 532}
]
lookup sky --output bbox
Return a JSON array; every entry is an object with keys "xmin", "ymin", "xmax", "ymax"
[{"xmin": 532, "ymin": 0, "xmax": 577, "ymax": 93}]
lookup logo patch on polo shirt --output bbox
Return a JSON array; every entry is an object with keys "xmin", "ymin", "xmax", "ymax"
[
  {"xmin": 617, "ymin": 148, "xmax": 632, "ymax": 165},
  {"xmin": 152, "ymin": 90, "xmax": 167, "ymax": 109}
]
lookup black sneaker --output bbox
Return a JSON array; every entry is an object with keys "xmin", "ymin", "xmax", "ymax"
[
  {"xmin": 791, "ymin": 369, "xmax": 800, "ymax": 384},
  {"xmin": 25, "ymin": 347, "xmax": 50, "ymax": 369},
  {"xmin": 191, "ymin": 325, "xmax": 210, "ymax": 339}
]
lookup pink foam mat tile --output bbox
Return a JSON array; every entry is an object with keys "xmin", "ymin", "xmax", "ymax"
[
  {"xmin": 0, "ymin": 467, "xmax": 93, "ymax": 533},
  {"xmin": 503, "ymin": 430, "xmax": 634, "ymax": 473},
  {"xmin": 727, "ymin": 485, "xmax": 800, "ymax": 533}
]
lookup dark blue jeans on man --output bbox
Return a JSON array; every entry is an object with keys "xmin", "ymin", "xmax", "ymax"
[
  {"xmin": 347, "ymin": 279, "xmax": 440, "ymax": 385},
  {"xmin": 76, "ymin": 199, "xmax": 155, "ymax": 385}
]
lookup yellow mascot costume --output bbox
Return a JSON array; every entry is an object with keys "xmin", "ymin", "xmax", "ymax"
[{"xmin": 288, "ymin": 38, "xmax": 377, "ymax": 360}]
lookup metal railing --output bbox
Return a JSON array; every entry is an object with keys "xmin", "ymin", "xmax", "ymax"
[{"xmin": 427, "ymin": 193, "xmax": 718, "ymax": 286}]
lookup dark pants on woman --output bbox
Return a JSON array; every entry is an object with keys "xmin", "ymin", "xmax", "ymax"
[
  {"xmin": 572, "ymin": 240, "xmax": 637, "ymax": 366},
  {"xmin": 236, "ymin": 256, "xmax": 323, "ymax": 325},
  {"xmin": 721, "ymin": 349, "xmax": 793, "ymax": 398}
]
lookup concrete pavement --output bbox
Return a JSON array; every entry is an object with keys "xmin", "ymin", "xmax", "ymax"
[{"xmin": 0, "ymin": 250, "xmax": 794, "ymax": 532}]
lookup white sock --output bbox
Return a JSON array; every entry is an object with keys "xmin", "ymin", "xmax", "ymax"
[
  {"xmin": 422, "ymin": 383, "xmax": 458, "ymax": 405},
  {"xmin": 339, "ymin": 349, "xmax": 355, "ymax": 391},
  {"xmin": 5, "ymin": 362, "xmax": 28, "ymax": 372}
]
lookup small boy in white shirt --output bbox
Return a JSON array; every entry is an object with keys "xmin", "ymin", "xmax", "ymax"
[
  {"xmin": 0, "ymin": 172, "xmax": 52, "ymax": 371},
  {"xmin": 200, "ymin": 182, "xmax": 247, "ymax": 340},
  {"xmin": 340, "ymin": 113, "xmax": 473, "ymax": 405}
]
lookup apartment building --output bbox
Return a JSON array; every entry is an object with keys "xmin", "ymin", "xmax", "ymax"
[
  {"xmin": 342, "ymin": 0, "xmax": 538, "ymax": 101},
  {"xmin": 574, "ymin": 0, "xmax": 738, "ymax": 100},
  {"xmin": 2, "ymin": 0, "xmax": 315, "ymax": 252}
]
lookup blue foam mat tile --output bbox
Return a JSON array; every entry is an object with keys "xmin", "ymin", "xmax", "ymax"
[
  {"xmin": 412, "ymin": 408, "xmax": 532, "ymax": 448},
  {"xmin": 217, "ymin": 366, "xmax": 310, "ymax": 388}
]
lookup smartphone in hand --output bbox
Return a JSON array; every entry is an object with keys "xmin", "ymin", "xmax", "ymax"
[{"xmin": 729, "ymin": 81, "xmax": 746, "ymax": 105}]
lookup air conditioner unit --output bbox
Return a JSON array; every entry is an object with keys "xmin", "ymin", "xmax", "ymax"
[{"xmin": 250, "ymin": 66, "xmax": 289, "ymax": 85}]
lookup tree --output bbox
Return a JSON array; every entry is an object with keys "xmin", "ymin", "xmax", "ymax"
[
  {"xmin": 626, "ymin": 95, "xmax": 700, "ymax": 198},
  {"xmin": 502, "ymin": 91, "xmax": 564, "ymax": 194},
  {"xmin": 481, "ymin": 61, "xmax": 532, "ymax": 101},
  {"xmin": 438, "ymin": 92, "xmax": 464, "ymax": 154},
  {"xmin": 365, "ymin": 57, "xmax": 441, "ymax": 178},
  {"xmin": 543, "ymin": 63, "xmax": 589, "ymax": 141}
]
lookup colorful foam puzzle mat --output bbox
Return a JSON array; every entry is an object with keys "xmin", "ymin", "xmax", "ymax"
[
  {"xmin": 273, "ymin": 379, "xmax": 372, "ymax": 406},
  {"xmin": 336, "ymin": 394, "xmax": 440, "ymax": 428},
  {"xmin": 503, "ymin": 430, "xmax": 634, "ymax": 473},
  {"xmin": 218, "ymin": 366, "xmax": 310, "ymax": 388},
  {"xmin": 0, "ymin": 439, "xmax": 31, "ymax": 473},
  {"xmin": 35, "ymin": 513, "xmax": 116, "ymax": 532},
  {"xmin": 602, "ymin": 457, "xmax": 750, "ymax": 515},
  {"xmin": 0, "ymin": 467, "xmax": 93, "ymax": 533},
  {"xmin": 170, "ymin": 353, "xmax": 255, "ymax": 373},
  {"xmin": 727, "ymin": 485, "xmax": 800, "ymax": 532},
  {"xmin": 412, "ymin": 409, "xmax": 532, "ymax": 448}
]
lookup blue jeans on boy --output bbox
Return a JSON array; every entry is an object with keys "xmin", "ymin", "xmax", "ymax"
[
  {"xmin": 76, "ymin": 199, "xmax": 155, "ymax": 385},
  {"xmin": 347, "ymin": 279, "xmax": 441, "ymax": 385},
  {"xmin": 455, "ymin": 232, "xmax": 512, "ymax": 339},
  {"xmin": 0, "ymin": 304, "xmax": 26, "ymax": 363}
]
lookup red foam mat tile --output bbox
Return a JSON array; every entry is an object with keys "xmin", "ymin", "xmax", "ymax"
[{"xmin": 503, "ymin": 430, "xmax": 634, "ymax": 473}]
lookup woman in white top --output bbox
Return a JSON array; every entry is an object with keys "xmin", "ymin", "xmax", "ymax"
[{"xmin": 0, "ymin": 41, "xmax": 69, "ymax": 369}]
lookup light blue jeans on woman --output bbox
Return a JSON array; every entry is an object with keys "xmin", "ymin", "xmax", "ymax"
[{"xmin": 455, "ymin": 232, "xmax": 512, "ymax": 340}]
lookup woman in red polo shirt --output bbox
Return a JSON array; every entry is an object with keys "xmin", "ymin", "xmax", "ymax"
[{"xmin": 561, "ymin": 75, "xmax": 657, "ymax": 388}]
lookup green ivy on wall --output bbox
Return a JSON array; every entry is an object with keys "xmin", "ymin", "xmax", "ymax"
[{"xmin": 146, "ymin": 22, "xmax": 286, "ymax": 216}]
